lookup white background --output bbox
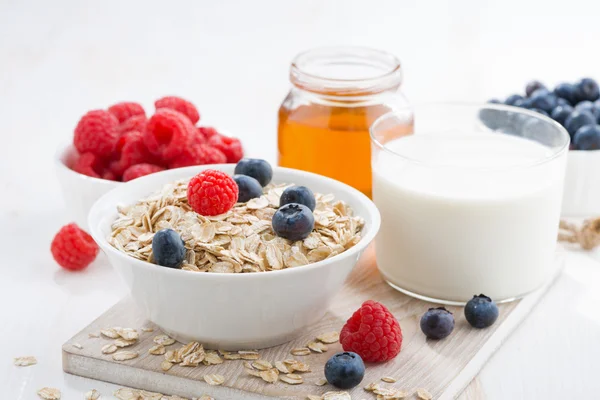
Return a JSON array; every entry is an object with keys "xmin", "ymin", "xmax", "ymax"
[{"xmin": 2, "ymin": 0, "xmax": 600, "ymax": 398}]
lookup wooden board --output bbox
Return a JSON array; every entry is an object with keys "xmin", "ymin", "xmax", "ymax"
[{"xmin": 63, "ymin": 246, "xmax": 562, "ymax": 399}]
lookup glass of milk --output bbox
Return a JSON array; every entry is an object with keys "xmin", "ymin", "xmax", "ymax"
[{"xmin": 370, "ymin": 103, "xmax": 570, "ymax": 304}]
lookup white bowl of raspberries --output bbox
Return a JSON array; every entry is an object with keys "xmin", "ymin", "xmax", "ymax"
[
  {"xmin": 54, "ymin": 96, "xmax": 245, "ymax": 228},
  {"xmin": 490, "ymin": 78, "xmax": 600, "ymax": 217}
]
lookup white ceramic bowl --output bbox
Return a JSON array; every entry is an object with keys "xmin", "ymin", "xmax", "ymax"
[
  {"xmin": 54, "ymin": 143, "xmax": 121, "ymax": 228},
  {"xmin": 88, "ymin": 165, "xmax": 380, "ymax": 350},
  {"xmin": 562, "ymin": 150, "xmax": 600, "ymax": 217}
]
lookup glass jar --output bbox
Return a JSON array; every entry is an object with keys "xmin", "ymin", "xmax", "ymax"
[{"xmin": 277, "ymin": 46, "xmax": 409, "ymax": 197}]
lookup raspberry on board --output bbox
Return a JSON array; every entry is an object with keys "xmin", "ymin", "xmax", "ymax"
[
  {"xmin": 155, "ymin": 96, "xmax": 200, "ymax": 124},
  {"xmin": 51, "ymin": 223, "xmax": 99, "ymax": 271},
  {"xmin": 207, "ymin": 134, "xmax": 244, "ymax": 163},
  {"xmin": 144, "ymin": 108, "xmax": 195, "ymax": 161},
  {"xmin": 340, "ymin": 300, "xmax": 402, "ymax": 362},
  {"xmin": 187, "ymin": 169, "xmax": 238, "ymax": 216},
  {"xmin": 73, "ymin": 109, "xmax": 119, "ymax": 158},
  {"xmin": 168, "ymin": 144, "xmax": 226, "ymax": 169},
  {"xmin": 108, "ymin": 102, "xmax": 145, "ymax": 123},
  {"xmin": 118, "ymin": 114, "xmax": 147, "ymax": 135},
  {"xmin": 122, "ymin": 163, "xmax": 165, "ymax": 182},
  {"xmin": 72, "ymin": 152, "xmax": 104, "ymax": 178}
]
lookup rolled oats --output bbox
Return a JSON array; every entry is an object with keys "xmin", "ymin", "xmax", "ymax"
[
  {"xmin": 259, "ymin": 368, "xmax": 279, "ymax": 383},
  {"xmin": 291, "ymin": 347, "xmax": 311, "ymax": 356},
  {"xmin": 284, "ymin": 359, "xmax": 310, "ymax": 373},
  {"xmin": 307, "ymin": 396, "xmax": 323, "ymax": 400},
  {"xmin": 202, "ymin": 351, "xmax": 223, "ymax": 365},
  {"xmin": 84, "ymin": 389, "xmax": 100, "ymax": 400},
  {"xmin": 154, "ymin": 334, "xmax": 176, "ymax": 346},
  {"xmin": 101, "ymin": 344, "xmax": 118, "ymax": 354},
  {"xmin": 316, "ymin": 378, "xmax": 328, "ymax": 386},
  {"xmin": 203, "ymin": 374, "xmax": 225, "ymax": 386},
  {"xmin": 416, "ymin": 388, "xmax": 432, "ymax": 400},
  {"xmin": 37, "ymin": 388, "xmax": 61, "ymax": 399},
  {"xmin": 115, "ymin": 328, "xmax": 139, "ymax": 341},
  {"xmin": 141, "ymin": 326, "xmax": 154, "ymax": 332},
  {"xmin": 73, "ymin": 343, "xmax": 83, "ymax": 349},
  {"xmin": 280, "ymin": 373, "xmax": 304, "ymax": 385},
  {"xmin": 13, "ymin": 356, "xmax": 37, "ymax": 366},
  {"xmin": 275, "ymin": 361, "xmax": 291, "ymax": 373},
  {"xmin": 113, "ymin": 388, "xmax": 139, "ymax": 400},
  {"xmin": 112, "ymin": 351, "xmax": 139, "ymax": 361},
  {"xmin": 322, "ymin": 392, "xmax": 351, "ymax": 400},
  {"xmin": 381, "ymin": 376, "xmax": 397, "ymax": 383},
  {"xmin": 114, "ymin": 338, "xmax": 137, "ymax": 348},
  {"xmin": 316, "ymin": 331, "xmax": 340, "ymax": 344},
  {"xmin": 252, "ymin": 359, "xmax": 273, "ymax": 370},
  {"xmin": 308, "ymin": 341, "xmax": 328, "ymax": 353},
  {"xmin": 100, "ymin": 328, "xmax": 120, "ymax": 339},
  {"xmin": 161, "ymin": 360, "xmax": 173, "ymax": 371},
  {"xmin": 88, "ymin": 333, "xmax": 100, "ymax": 338},
  {"xmin": 148, "ymin": 344, "xmax": 166, "ymax": 355}
]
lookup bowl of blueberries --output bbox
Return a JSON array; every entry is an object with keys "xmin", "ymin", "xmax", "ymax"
[{"xmin": 489, "ymin": 78, "xmax": 600, "ymax": 217}]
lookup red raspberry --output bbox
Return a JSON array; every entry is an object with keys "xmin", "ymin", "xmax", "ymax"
[
  {"xmin": 187, "ymin": 170, "xmax": 238, "ymax": 216},
  {"xmin": 112, "ymin": 131, "xmax": 156, "ymax": 177},
  {"xmin": 73, "ymin": 110, "xmax": 119, "ymax": 157},
  {"xmin": 108, "ymin": 102, "xmax": 145, "ymax": 123},
  {"xmin": 169, "ymin": 144, "xmax": 226, "ymax": 169},
  {"xmin": 72, "ymin": 152, "xmax": 104, "ymax": 178},
  {"xmin": 340, "ymin": 300, "xmax": 403, "ymax": 362},
  {"xmin": 197, "ymin": 126, "xmax": 218, "ymax": 140},
  {"xmin": 122, "ymin": 163, "xmax": 165, "ymax": 182},
  {"xmin": 144, "ymin": 109, "xmax": 195, "ymax": 160},
  {"xmin": 102, "ymin": 170, "xmax": 118, "ymax": 181},
  {"xmin": 119, "ymin": 114, "xmax": 147, "ymax": 134},
  {"xmin": 51, "ymin": 223, "xmax": 99, "ymax": 271},
  {"xmin": 207, "ymin": 134, "xmax": 244, "ymax": 163},
  {"xmin": 155, "ymin": 96, "xmax": 200, "ymax": 124}
]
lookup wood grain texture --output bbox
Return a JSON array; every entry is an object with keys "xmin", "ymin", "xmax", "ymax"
[{"xmin": 63, "ymin": 246, "xmax": 559, "ymax": 399}]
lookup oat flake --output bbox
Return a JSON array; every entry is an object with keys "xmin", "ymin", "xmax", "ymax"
[
  {"xmin": 14, "ymin": 356, "xmax": 37, "ymax": 367},
  {"xmin": 154, "ymin": 334, "xmax": 176, "ymax": 346},
  {"xmin": 148, "ymin": 344, "xmax": 166, "ymax": 355},
  {"xmin": 161, "ymin": 360, "xmax": 173, "ymax": 371},
  {"xmin": 417, "ymin": 388, "xmax": 433, "ymax": 400},
  {"xmin": 203, "ymin": 374, "xmax": 225, "ymax": 386},
  {"xmin": 322, "ymin": 392, "xmax": 351, "ymax": 400},
  {"xmin": 84, "ymin": 389, "xmax": 100, "ymax": 400},
  {"xmin": 112, "ymin": 351, "xmax": 138, "ymax": 361},
  {"xmin": 316, "ymin": 331, "xmax": 340, "ymax": 344},
  {"xmin": 291, "ymin": 347, "xmax": 311, "ymax": 356},
  {"xmin": 381, "ymin": 376, "xmax": 397, "ymax": 383},
  {"xmin": 101, "ymin": 344, "xmax": 118, "ymax": 354},
  {"xmin": 308, "ymin": 341, "xmax": 328, "ymax": 353},
  {"xmin": 307, "ymin": 396, "xmax": 322, "ymax": 400},
  {"xmin": 37, "ymin": 387, "xmax": 61, "ymax": 400},
  {"xmin": 280, "ymin": 373, "xmax": 304, "ymax": 385}
]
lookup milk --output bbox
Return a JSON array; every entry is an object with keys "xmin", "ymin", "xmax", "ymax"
[{"xmin": 372, "ymin": 133, "xmax": 567, "ymax": 303}]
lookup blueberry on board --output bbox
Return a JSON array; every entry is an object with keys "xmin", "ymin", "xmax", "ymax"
[
  {"xmin": 280, "ymin": 185, "xmax": 316, "ymax": 211},
  {"xmin": 464, "ymin": 294, "xmax": 499, "ymax": 329},
  {"xmin": 565, "ymin": 110, "xmax": 596, "ymax": 137},
  {"xmin": 233, "ymin": 174, "xmax": 263, "ymax": 203},
  {"xmin": 272, "ymin": 203, "xmax": 314, "ymax": 241},
  {"xmin": 234, "ymin": 158, "xmax": 273, "ymax": 187},
  {"xmin": 420, "ymin": 307, "xmax": 455, "ymax": 340},
  {"xmin": 551, "ymin": 105, "xmax": 574, "ymax": 126},
  {"xmin": 504, "ymin": 94, "xmax": 524, "ymax": 106},
  {"xmin": 575, "ymin": 78, "xmax": 600, "ymax": 102},
  {"xmin": 573, "ymin": 125, "xmax": 600, "ymax": 150},
  {"xmin": 525, "ymin": 80, "xmax": 546, "ymax": 97},
  {"xmin": 152, "ymin": 229, "xmax": 186, "ymax": 268},
  {"xmin": 529, "ymin": 92, "xmax": 558, "ymax": 113},
  {"xmin": 324, "ymin": 352, "xmax": 365, "ymax": 390},
  {"xmin": 553, "ymin": 83, "xmax": 577, "ymax": 105}
]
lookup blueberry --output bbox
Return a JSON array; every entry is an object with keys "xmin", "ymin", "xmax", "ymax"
[
  {"xmin": 464, "ymin": 294, "xmax": 499, "ymax": 329},
  {"xmin": 280, "ymin": 186, "xmax": 316, "ymax": 211},
  {"xmin": 233, "ymin": 175, "xmax": 263, "ymax": 203},
  {"xmin": 575, "ymin": 100, "xmax": 600, "ymax": 119},
  {"xmin": 575, "ymin": 78, "xmax": 600, "ymax": 102},
  {"xmin": 234, "ymin": 158, "xmax": 273, "ymax": 187},
  {"xmin": 152, "ymin": 229, "xmax": 186, "ymax": 268},
  {"xmin": 487, "ymin": 98, "xmax": 501, "ymax": 104},
  {"xmin": 504, "ymin": 94, "xmax": 524, "ymax": 106},
  {"xmin": 420, "ymin": 307, "xmax": 455, "ymax": 340},
  {"xmin": 529, "ymin": 92, "xmax": 558, "ymax": 113},
  {"xmin": 512, "ymin": 98, "xmax": 527, "ymax": 108},
  {"xmin": 272, "ymin": 203, "xmax": 314, "ymax": 241},
  {"xmin": 565, "ymin": 110, "xmax": 596, "ymax": 137},
  {"xmin": 525, "ymin": 80, "xmax": 546, "ymax": 97},
  {"xmin": 573, "ymin": 125, "xmax": 600, "ymax": 150},
  {"xmin": 553, "ymin": 83, "xmax": 577, "ymax": 105},
  {"xmin": 529, "ymin": 108, "xmax": 549, "ymax": 117},
  {"xmin": 324, "ymin": 352, "xmax": 365, "ymax": 389},
  {"xmin": 556, "ymin": 97, "xmax": 571, "ymax": 107},
  {"xmin": 550, "ymin": 105, "xmax": 574, "ymax": 126}
]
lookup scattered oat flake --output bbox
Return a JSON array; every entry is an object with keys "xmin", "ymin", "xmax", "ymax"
[
  {"xmin": 84, "ymin": 389, "xmax": 100, "ymax": 400},
  {"xmin": 308, "ymin": 341, "xmax": 328, "ymax": 353},
  {"xmin": 291, "ymin": 347, "xmax": 311, "ymax": 356},
  {"xmin": 161, "ymin": 360, "xmax": 173, "ymax": 371},
  {"xmin": 114, "ymin": 338, "xmax": 136, "ymax": 348},
  {"xmin": 100, "ymin": 328, "xmax": 120, "ymax": 339},
  {"xmin": 281, "ymin": 373, "xmax": 304, "ymax": 385},
  {"xmin": 322, "ymin": 392, "xmax": 351, "ymax": 400},
  {"xmin": 381, "ymin": 376, "xmax": 397, "ymax": 383},
  {"xmin": 275, "ymin": 361, "xmax": 290, "ymax": 373},
  {"xmin": 238, "ymin": 350, "xmax": 260, "ymax": 360},
  {"xmin": 307, "ymin": 396, "xmax": 322, "ymax": 400},
  {"xmin": 72, "ymin": 343, "xmax": 83, "ymax": 349},
  {"xmin": 113, "ymin": 388, "xmax": 139, "ymax": 400},
  {"xmin": 148, "ymin": 344, "xmax": 166, "ymax": 355},
  {"xmin": 154, "ymin": 334, "xmax": 175, "ymax": 346},
  {"xmin": 417, "ymin": 388, "xmax": 433, "ymax": 400},
  {"xmin": 112, "ymin": 351, "xmax": 138, "ymax": 361},
  {"xmin": 252, "ymin": 359, "xmax": 273, "ymax": 370},
  {"xmin": 286, "ymin": 360, "xmax": 311, "ymax": 372},
  {"xmin": 37, "ymin": 387, "xmax": 61, "ymax": 400},
  {"xmin": 88, "ymin": 333, "xmax": 100, "ymax": 338},
  {"xmin": 364, "ymin": 382, "xmax": 379, "ymax": 391},
  {"xmin": 317, "ymin": 331, "xmax": 340, "ymax": 344},
  {"xmin": 316, "ymin": 378, "xmax": 328, "ymax": 386},
  {"xmin": 203, "ymin": 374, "xmax": 225, "ymax": 386},
  {"xmin": 260, "ymin": 368, "xmax": 279, "ymax": 383},
  {"xmin": 14, "ymin": 356, "xmax": 37, "ymax": 366},
  {"xmin": 101, "ymin": 344, "xmax": 118, "ymax": 354},
  {"xmin": 141, "ymin": 326, "xmax": 154, "ymax": 332},
  {"xmin": 198, "ymin": 396, "xmax": 214, "ymax": 400},
  {"xmin": 115, "ymin": 327, "xmax": 139, "ymax": 341}
]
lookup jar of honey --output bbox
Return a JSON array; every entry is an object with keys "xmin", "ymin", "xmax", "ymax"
[{"xmin": 278, "ymin": 46, "xmax": 408, "ymax": 197}]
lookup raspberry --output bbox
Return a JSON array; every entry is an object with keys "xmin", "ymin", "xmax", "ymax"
[
  {"xmin": 73, "ymin": 110, "xmax": 119, "ymax": 157},
  {"xmin": 340, "ymin": 300, "xmax": 402, "ymax": 362},
  {"xmin": 187, "ymin": 170, "xmax": 238, "ymax": 216},
  {"xmin": 155, "ymin": 96, "xmax": 200, "ymax": 124},
  {"xmin": 168, "ymin": 144, "xmax": 226, "ymax": 169},
  {"xmin": 197, "ymin": 126, "xmax": 218, "ymax": 140},
  {"xmin": 51, "ymin": 223, "xmax": 99, "ymax": 271},
  {"xmin": 102, "ymin": 170, "xmax": 118, "ymax": 181},
  {"xmin": 122, "ymin": 163, "xmax": 165, "ymax": 182},
  {"xmin": 144, "ymin": 109, "xmax": 195, "ymax": 160},
  {"xmin": 72, "ymin": 152, "xmax": 104, "ymax": 178},
  {"xmin": 112, "ymin": 131, "xmax": 156, "ymax": 177},
  {"xmin": 108, "ymin": 102, "xmax": 145, "ymax": 123},
  {"xmin": 119, "ymin": 114, "xmax": 147, "ymax": 134},
  {"xmin": 207, "ymin": 134, "xmax": 244, "ymax": 163}
]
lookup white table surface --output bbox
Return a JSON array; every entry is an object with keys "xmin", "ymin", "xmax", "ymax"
[{"xmin": 3, "ymin": 0, "xmax": 600, "ymax": 398}]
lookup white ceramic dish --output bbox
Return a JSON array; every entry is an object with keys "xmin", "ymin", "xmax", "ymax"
[
  {"xmin": 88, "ymin": 165, "xmax": 380, "ymax": 350},
  {"xmin": 54, "ymin": 143, "xmax": 121, "ymax": 228},
  {"xmin": 562, "ymin": 150, "xmax": 600, "ymax": 217}
]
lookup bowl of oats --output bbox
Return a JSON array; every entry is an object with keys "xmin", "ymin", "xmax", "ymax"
[{"xmin": 88, "ymin": 162, "xmax": 380, "ymax": 349}]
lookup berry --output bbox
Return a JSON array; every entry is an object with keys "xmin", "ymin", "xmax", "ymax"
[
  {"xmin": 102, "ymin": 170, "xmax": 118, "ymax": 181},
  {"xmin": 565, "ymin": 110, "xmax": 596, "ymax": 137},
  {"xmin": 151, "ymin": 228, "xmax": 186, "ymax": 268},
  {"xmin": 573, "ymin": 125, "xmax": 600, "ymax": 150},
  {"xmin": 272, "ymin": 203, "xmax": 314, "ymax": 241},
  {"xmin": 551, "ymin": 105, "xmax": 574, "ymax": 126},
  {"xmin": 340, "ymin": 300, "xmax": 402, "ymax": 362},
  {"xmin": 112, "ymin": 131, "xmax": 156, "ymax": 177},
  {"xmin": 72, "ymin": 152, "xmax": 104, "ymax": 178},
  {"xmin": 324, "ymin": 352, "xmax": 365, "ymax": 390},
  {"xmin": 122, "ymin": 163, "xmax": 165, "ymax": 182},
  {"xmin": 207, "ymin": 134, "xmax": 244, "ymax": 163},
  {"xmin": 556, "ymin": 97, "xmax": 570, "ymax": 107},
  {"xmin": 233, "ymin": 175, "xmax": 263, "ymax": 203},
  {"xmin": 575, "ymin": 78, "xmax": 600, "ymax": 102},
  {"xmin": 198, "ymin": 126, "xmax": 218, "ymax": 140},
  {"xmin": 575, "ymin": 100, "xmax": 600, "ymax": 119},
  {"xmin": 168, "ymin": 144, "xmax": 226, "ymax": 169},
  {"xmin": 234, "ymin": 158, "xmax": 273, "ymax": 187},
  {"xmin": 187, "ymin": 169, "xmax": 238, "ymax": 216},
  {"xmin": 73, "ymin": 109, "xmax": 119, "ymax": 158},
  {"xmin": 144, "ymin": 108, "xmax": 195, "ymax": 160},
  {"xmin": 280, "ymin": 185, "xmax": 316, "ymax": 211},
  {"xmin": 108, "ymin": 102, "xmax": 145, "ymax": 123},
  {"xmin": 525, "ymin": 80, "xmax": 546, "ymax": 97},
  {"xmin": 420, "ymin": 307, "xmax": 455, "ymax": 340},
  {"xmin": 51, "ymin": 223, "xmax": 99, "ymax": 271},
  {"xmin": 504, "ymin": 94, "xmax": 524, "ymax": 106},
  {"xmin": 464, "ymin": 294, "xmax": 499, "ymax": 329},
  {"xmin": 553, "ymin": 83, "xmax": 577, "ymax": 105},
  {"xmin": 119, "ymin": 114, "xmax": 147, "ymax": 134},
  {"xmin": 155, "ymin": 96, "xmax": 200, "ymax": 124},
  {"xmin": 529, "ymin": 108, "xmax": 549, "ymax": 117},
  {"xmin": 487, "ymin": 99, "xmax": 501, "ymax": 104},
  {"xmin": 529, "ymin": 92, "xmax": 557, "ymax": 113}
]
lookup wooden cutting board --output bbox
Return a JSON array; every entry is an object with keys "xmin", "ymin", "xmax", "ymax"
[{"xmin": 63, "ymin": 246, "xmax": 562, "ymax": 399}]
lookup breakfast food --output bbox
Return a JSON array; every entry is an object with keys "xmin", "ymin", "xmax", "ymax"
[
  {"xmin": 324, "ymin": 352, "xmax": 365, "ymax": 390},
  {"xmin": 464, "ymin": 294, "xmax": 499, "ymax": 329},
  {"xmin": 187, "ymin": 170, "xmax": 239, "ymax": 216},
  {"xmin": 280, "ymin": 185, "xmax": 316, "ymax": 211},
  {"xmin": 234, "ymin": 158, "xmax": 273, "ymax": 187},
  {"xmin": 51, "ymin": 223, "xmax": 99, "ymax": 270},
  {"xmin": 419, "ymin": 307, "xmax": 455, "ymax": 340}
]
